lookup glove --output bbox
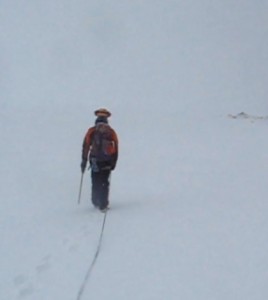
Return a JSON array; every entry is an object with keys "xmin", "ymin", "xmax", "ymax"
[{"xmin": 80, "ymin": 159, "xmax": 87, "ymax": 173}]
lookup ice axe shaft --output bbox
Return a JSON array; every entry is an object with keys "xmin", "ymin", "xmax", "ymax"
[{"xmin": 78, "ymin": 173, "xmax": 84, "ymax": 204}]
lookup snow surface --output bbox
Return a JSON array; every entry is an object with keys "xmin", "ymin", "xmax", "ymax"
[{"xmin": 1, "ymin": 1, "xmax": 268, "ymax": 299}]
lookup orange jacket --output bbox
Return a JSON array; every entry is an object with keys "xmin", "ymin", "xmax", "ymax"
[{"xmin": 82, "ymin": 125, "xmax": 119, "ymax": 164}]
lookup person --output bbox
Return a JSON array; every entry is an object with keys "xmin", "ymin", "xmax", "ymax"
[{"xmin": 80, "ymin": 108, "xmax": 118, "ymax": 211}]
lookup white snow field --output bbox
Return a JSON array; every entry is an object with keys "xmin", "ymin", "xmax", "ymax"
[{"xmin": 1, "ymin": 1, "xmax": 268, "ymax": 299}]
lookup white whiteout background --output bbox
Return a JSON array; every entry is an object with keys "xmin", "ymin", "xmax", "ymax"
[{"xmin": 1, "ymin": 1, "xmax": 268, "ymax": 299}]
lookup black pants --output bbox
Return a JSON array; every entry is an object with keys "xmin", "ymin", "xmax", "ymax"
[{"xmin": 91, "ymin": 170, "xmax": 111, "ymax": 209}]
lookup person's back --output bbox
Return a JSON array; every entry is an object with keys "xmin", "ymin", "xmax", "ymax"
[{"xmin": 80, "ymin": 108, "xmax": 118, "ymax": 211}]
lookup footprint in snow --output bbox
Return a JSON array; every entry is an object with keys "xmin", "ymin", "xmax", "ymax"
[
  {"xmin": 13, "ymin": 255, "xmax": 51, "ymax": 298},
  {"xmin": 13, "ymin": 275, "xmax": 27, "ymax": 287},
  {"xmin": 13, "ymin": 275, "xmax": 34, "ymax": 298},
  {"xmin": 18, "ymin": 284, "xmax": 34, "ymax": 298},
  {"xmin": 36, "ymin": 255, "xmax": 51, "ymax": 273}
]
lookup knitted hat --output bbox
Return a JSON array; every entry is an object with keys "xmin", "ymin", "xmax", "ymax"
[{"xmin": 94, "ymin": 108, "xmax": 111, "ymax": 118}]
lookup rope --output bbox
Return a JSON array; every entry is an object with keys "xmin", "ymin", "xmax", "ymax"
[{"xmin": 76, "ymin": 211, "xmax": 108, "ymax": 300}]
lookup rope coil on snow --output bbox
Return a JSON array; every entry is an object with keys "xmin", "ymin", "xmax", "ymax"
[{"xmin": 76, "ymin": 211, "xmax": 108, "ymax": 300}]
